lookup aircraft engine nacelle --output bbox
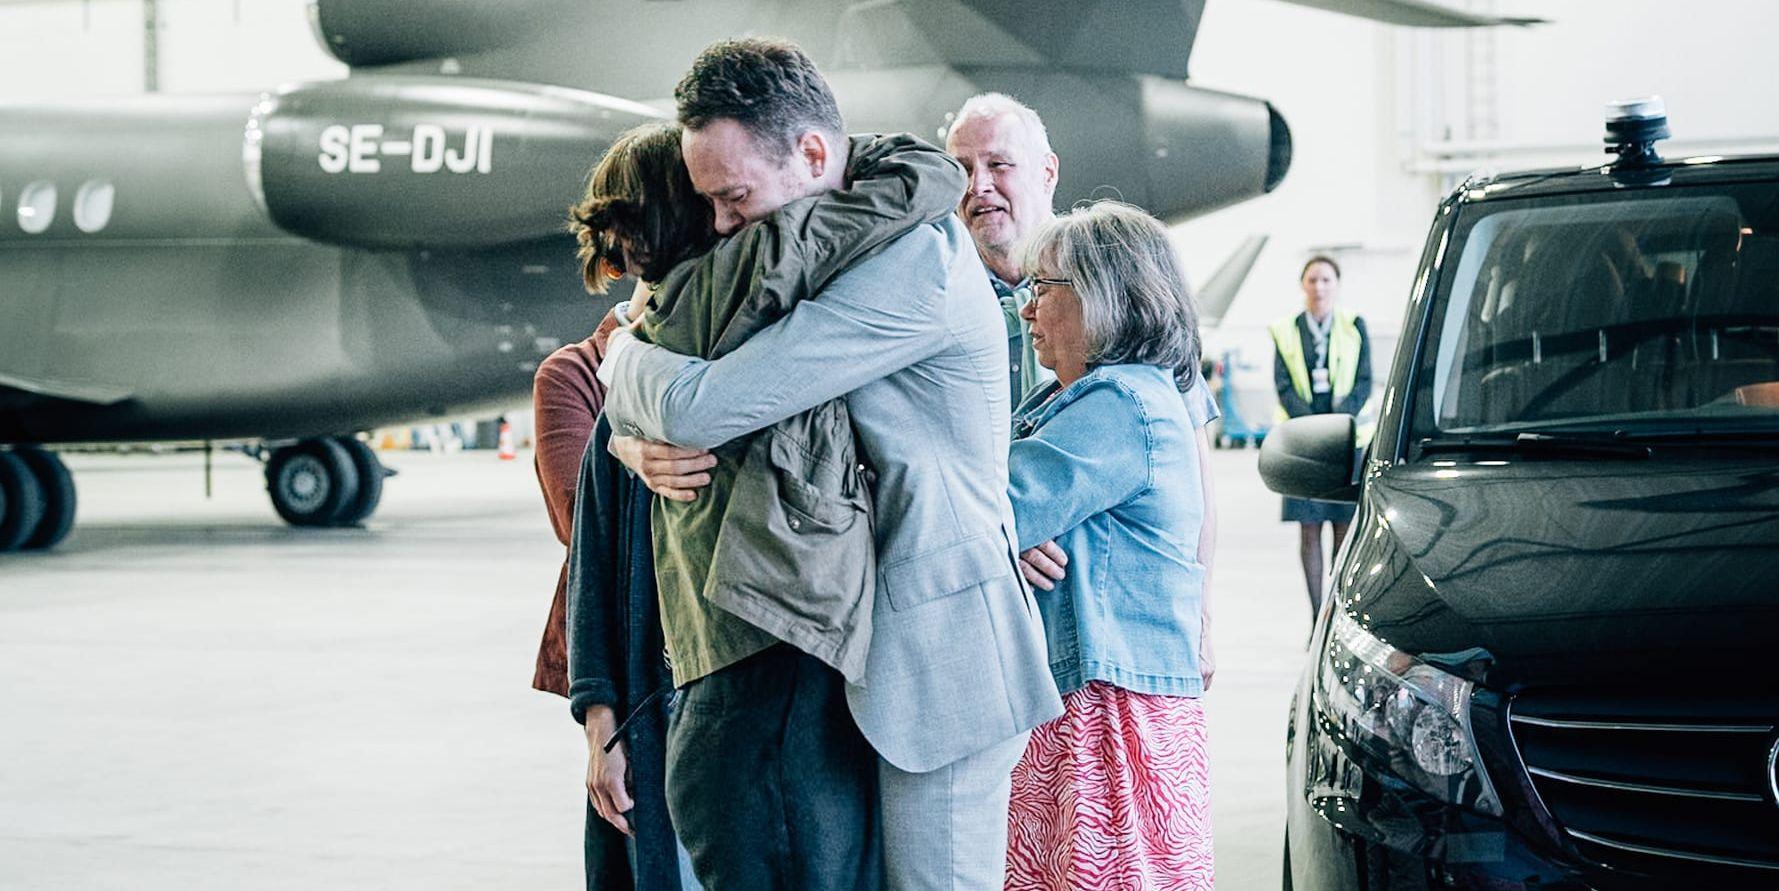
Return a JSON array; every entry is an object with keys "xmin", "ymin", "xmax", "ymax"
[
  {"xmin": 307, "ymin": 0, "xmax": 578, "ymax": 67},
  {"xmin": 246, "ymin": 77, "xmax": 667, "ymax": 250},
  {"xmin": 831, "ymin": 69, "xmax": 1289, "ymax": 224},
  {"xmin": 1136, "ymin": 79, "xmax": 1291, "ymax": 222},
  {"xmin": 1022, "ymin": 76, "xmax": 1291, "ymax": 223}
]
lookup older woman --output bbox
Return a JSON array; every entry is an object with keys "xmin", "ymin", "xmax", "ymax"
[{"xmin": 1003, "ymin": 201, "xmax": 1213, "ymax": 889}]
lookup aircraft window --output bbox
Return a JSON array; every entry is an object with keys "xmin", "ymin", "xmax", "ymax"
[
  {"xmin": 18, "ymin": 180, "xmax": 56, "ymax": 234},
  {"xmin": 74, "ymin": 180, "xmax": 116, "ymax": 233}
]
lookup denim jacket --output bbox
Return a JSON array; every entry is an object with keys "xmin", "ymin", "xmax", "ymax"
[{"xmin": 1009, "ymin": 363, "xmax": 1206, "ymax": 698}]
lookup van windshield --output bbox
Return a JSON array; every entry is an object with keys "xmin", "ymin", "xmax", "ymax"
[{"xmin": 1413, "ymin": 184, "xmax": 1779, "ymax": 438}]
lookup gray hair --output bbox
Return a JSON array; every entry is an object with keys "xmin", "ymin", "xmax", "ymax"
[
  {"xmin": 948, "ymin": 92, "xmax": 1052, "ymax": 156},
  {"xmin": 1021, "ymin": 201, "xmax": 1201, "ymax": 390}
]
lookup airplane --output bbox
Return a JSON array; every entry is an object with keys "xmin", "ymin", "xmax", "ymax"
[{"xmin": 0, "ymin": 0, "xmax": 1540, "ymax": 553}]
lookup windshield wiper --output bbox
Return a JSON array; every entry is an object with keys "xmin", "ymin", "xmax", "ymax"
[
  {"xmin": 1603, "ymin": 428, "xmax": 1779, "ymax": 452},
  {"xmin": 1419, "ymin": 431, "xmax": 1652, "ymax": 458}
]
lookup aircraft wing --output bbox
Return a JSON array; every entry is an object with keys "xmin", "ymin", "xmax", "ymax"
[
  {"xmin": 1272, "ymin": 0, "xmax": 1544, "ymax": 27},
  {"xmin": 1196, "ymin": 235, "xmax": 1268, "ymax": 328},
  {"xmin": 937, "ymin": 0, "xmax": 1206, "ymax": 79},
  {"xmin": 940, "ymin": 0, "xmax": 1538, "ymax": 80},
  {"xmin": 0, "ymin": 371, "xmax": 132, "ymax": 408}
]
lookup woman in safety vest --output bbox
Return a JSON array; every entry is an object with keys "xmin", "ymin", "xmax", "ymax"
[{"xmin": 1270, "ymin": 256, "xmax": 1371, "ymax": 621}]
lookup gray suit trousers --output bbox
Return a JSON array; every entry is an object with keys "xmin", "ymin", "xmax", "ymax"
[{"xmin": 878, "ymin": 731, "xmax": 1029, "ymax": 890}]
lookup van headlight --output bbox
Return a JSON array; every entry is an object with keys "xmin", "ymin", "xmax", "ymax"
[{"xmin": 1314, "ymin": 608, "xmax": 1502, "ymax": 816}]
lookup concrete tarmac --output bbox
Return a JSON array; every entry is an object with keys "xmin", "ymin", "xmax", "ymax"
[{"xmin": 0, "ymin": 446, "xmax": 1311, "ymax": 889}]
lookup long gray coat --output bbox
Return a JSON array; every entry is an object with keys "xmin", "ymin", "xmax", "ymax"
[{"xmin": 601, "ymin": 214, "xmax": 1063, "ymax": 772}]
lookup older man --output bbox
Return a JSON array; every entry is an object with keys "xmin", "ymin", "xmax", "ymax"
[
  {"xmin": 945, "ymin": 93, "xmax": 1221, "ymax": 690},
  {"xmin": 944, "ymin": 93, "xmax": 1061, "ymax": 409},
  {"xmin": 598, "ymin": 41, "xmax": 1061, "ymax": 891}
]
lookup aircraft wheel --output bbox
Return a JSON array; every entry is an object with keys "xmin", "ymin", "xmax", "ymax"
[
  {"xmin": 266, "ymin": 439, "xmax": 361, "ymax": 528},
  {"xmin": 0, "ymin": 450, "xmax": 47, "ymax": 552},
  {"xmin": 331, "ymin": 437, "xmax": 386, "ymax": 527},
  {"xmin": 17, "ymin": 448, "xmax": 76, "ymax": 550}
]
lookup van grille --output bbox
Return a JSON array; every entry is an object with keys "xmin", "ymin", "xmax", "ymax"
[{"xmin": 1508, "ymin": 689, "xmax": 1779, "ymax": 880}]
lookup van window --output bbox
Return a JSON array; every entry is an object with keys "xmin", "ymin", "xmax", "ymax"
[{"xmin": 1411, "ymin": 185, "xmax": 1779, "ymax": 438}]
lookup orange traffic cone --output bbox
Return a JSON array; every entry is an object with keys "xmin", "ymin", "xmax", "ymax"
[{"xmin": 497, "ymin": 420, "xmax": 517, "ymax": 461}]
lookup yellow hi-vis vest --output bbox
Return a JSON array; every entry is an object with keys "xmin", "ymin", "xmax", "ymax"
[{"xmin": 1270, "ymin": 310, "xmax": 1373, "ymax": 446}]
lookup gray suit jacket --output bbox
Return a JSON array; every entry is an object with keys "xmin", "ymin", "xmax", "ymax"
[{"xmin": 602, "ymin": 215, "xmax": 1063, "ymax": 772}]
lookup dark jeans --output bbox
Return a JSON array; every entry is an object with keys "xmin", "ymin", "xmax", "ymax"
[
  {"xmin": 585, "ymin": 802, "xmax": 631, "ymax": 890},
  {"xmin": 665, "ymin": 644, "xmax": 882, "ymax": 891},
  {"xmin": 583, "ymin": 695, "xmax": 693, "ymax": 890}
]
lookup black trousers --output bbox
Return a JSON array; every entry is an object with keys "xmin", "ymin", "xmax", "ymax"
[
  {"xmin": 664, "ymin": 644, "xmax": 882, "ymax": 891},
  {"xmin": 584, "ymin": 802, "xmax": 631, "ymax": 890}
]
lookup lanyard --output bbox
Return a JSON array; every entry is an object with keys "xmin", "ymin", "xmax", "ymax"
[{"xmin": 1305, "ymin": 312, "xmax": 1334, "ymax": 368}]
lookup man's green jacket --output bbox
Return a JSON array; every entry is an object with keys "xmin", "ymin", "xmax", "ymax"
[{"xmin": 633, "ymin": 134, "xmax": 965, "ymax": 685}]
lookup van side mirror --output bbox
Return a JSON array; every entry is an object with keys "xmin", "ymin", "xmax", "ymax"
[{"xmin": 1259, "ymin": 415, "xmax": 1360, "ymax": 503}]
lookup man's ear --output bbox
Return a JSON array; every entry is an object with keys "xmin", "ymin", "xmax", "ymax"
[
  {"xmin": 796, "ymin": 130, "xmax": 832, "ymax": 180},
  {"xmin": 1042, "ymin": 151, "xmax": 1060, "ymax": 194}
]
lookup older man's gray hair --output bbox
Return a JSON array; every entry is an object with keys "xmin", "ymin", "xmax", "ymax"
[
  {"xmin": 1021, "ymin": 200, "xmax": 1201, "ymax": 389},
  {"xmin": 948, "ymin": 92, "xmax": 1053, "ymax": 156}
]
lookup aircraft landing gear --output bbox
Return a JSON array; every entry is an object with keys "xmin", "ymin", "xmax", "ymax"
[
  {"xmin": 0, "ymin": 447, "xmax": 77, "ymax": 553},
  {"xmin": 265, "ymin": 436, "xmax": 388, "ymax": 528}
]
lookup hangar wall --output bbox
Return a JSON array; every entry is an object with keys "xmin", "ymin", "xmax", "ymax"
[
  {"xmin": 1177, "ymin": 0, "xmax": 1779, "ymax": 366},
  {"xmin": 3, "ymin": 0, "xmax": 1776, "ymax": 345},
  {"xmin": 0, "ymin": 0, "xmax": 343, "ymax": 98}
]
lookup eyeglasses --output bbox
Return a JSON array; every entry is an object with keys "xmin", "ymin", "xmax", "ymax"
[{"xmin": 1029, "ymin": 276, "xmax": 1071, "ymax": 308}]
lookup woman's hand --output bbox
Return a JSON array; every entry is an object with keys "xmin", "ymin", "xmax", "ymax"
[
  {"xmin": 590, "ymin": 306, "xmax": 624, "ymax": 362},
  {"xmin": 584, "ymin": 706, "xmax": 634, "ymax": 836},
  {"xmin": 590, "ymin": 299, "xmax": 647, "ymax": 361},
  {"xmin": 1018, "ymin": 541, "xmax": 1068, "ymax": 591}
]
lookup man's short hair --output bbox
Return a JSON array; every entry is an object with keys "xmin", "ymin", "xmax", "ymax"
[
  {"xmin": 674, "ymin": 38, "xmax": 845, "ymax": 159},
  {"xmin": 948, "ymin": 92, "xmax": 1053, "ymax": 156}
]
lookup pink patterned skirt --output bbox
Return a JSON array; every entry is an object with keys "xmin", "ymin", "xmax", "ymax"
[{"xmin": 1005, "ymin": 681, "xmax": 1213, "ymax": 890}]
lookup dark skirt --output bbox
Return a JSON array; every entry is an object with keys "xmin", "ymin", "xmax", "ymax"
[{"xmin": 1281, "ymin": 496, "xmax": 1356, "ymax": 525}]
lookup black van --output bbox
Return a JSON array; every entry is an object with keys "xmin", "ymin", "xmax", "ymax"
[{"xmin": 1265, "ymin": 101, "xmax": 1779, "ymax": 890}]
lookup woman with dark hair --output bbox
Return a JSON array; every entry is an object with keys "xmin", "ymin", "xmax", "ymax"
[
  {"xmin": 563, "ymin": 119, "xmax": 965, "ymax": 889},
  {"xmin": 1270, "ymin": 255, "xmax": 1371, "ymax": 621},
  {"xmin": 536, "ymin": 122, "xmax": 707, "ymax": 891},
  {"xmin": 1002, "ymin": 201, "xmax": 1214, "ymax": 889}
]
